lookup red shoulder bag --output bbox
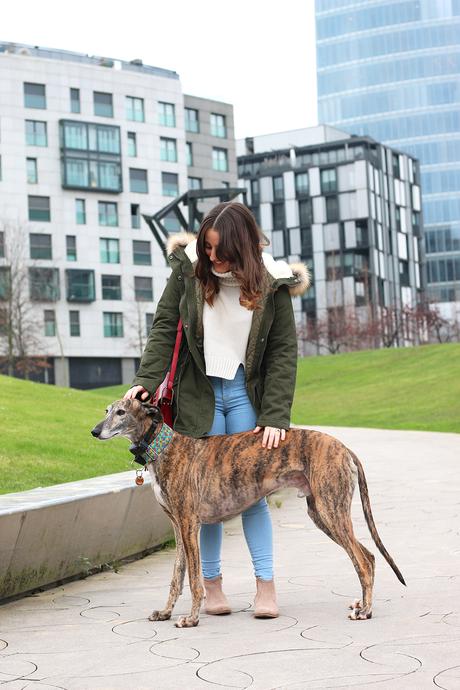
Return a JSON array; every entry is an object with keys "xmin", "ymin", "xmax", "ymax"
[{"xmin": 153, "ymin": 320, "xmax": 183, "ymax": 427}]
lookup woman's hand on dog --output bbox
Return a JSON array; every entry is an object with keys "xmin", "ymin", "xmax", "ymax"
[
  {"xmin": 123, "ymin": 385, "xmax": 150, "ymax": 401},
  {"xmin": 253, "ymin": 426, "xmax": 286, "ymax": 449}
]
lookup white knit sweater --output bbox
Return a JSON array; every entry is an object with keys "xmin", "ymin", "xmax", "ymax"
[{"xmin": 203, "ymin": 269, "xmax": 253, "ymax": 380}]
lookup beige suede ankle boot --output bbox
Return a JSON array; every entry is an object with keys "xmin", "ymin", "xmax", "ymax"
[
  {"xmin": 203, "ymin": 575, "xmax": 231, "ymax": 615},
  {"xmin": 254, "ymin": 577, "xmax": 279, "ymax": 618}
]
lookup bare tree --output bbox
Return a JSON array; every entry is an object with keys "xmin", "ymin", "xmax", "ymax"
[{"xmin": 0, "ymin": 221, "xmax": 49, "ymax": 378}]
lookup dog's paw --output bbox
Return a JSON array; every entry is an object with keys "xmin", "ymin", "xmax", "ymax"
[
  {"xmin": 348, "ymin": 600, "xmax": 372, "ymax": 620},
  {"xmin": 175, "ymin": 615, "xmax": 199, "ymax": 628},
  {"xmin": 148, "ymin": 609, "xmax": 171, "ymax": 621}
]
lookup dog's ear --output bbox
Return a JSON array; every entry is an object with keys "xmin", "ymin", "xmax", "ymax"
[{"xmin": 141, "ymin": 402, "xmax": 163, "ymax": 423}]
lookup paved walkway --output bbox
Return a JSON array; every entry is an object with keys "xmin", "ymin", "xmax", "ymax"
[{"xmin": 0, "ymin": 426, "xmax": 459, "ymax": 689}]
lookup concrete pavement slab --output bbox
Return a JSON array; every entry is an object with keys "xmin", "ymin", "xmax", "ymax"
[{"xmin": 0, "ymin": 426, "xmax": 459, "ymax": 689}]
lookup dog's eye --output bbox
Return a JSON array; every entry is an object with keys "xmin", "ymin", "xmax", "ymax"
[{"xmin": 116, "ymin": 409, "xmax": 126, "ymax": 416}]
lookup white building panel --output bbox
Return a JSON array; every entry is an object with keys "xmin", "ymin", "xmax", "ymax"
[
  {"xmin": 323, "ymin": 223, "xmax": 340, "ymax": 251},
  {"xmin": 399, "ymin": 154, "xmax": 406, "ymax": 180},
  {"xmin": 398, "ymin": 232, "xmax": 408, "ymax": 259},
  {"xmin": 355, "ymin": 189, "xmax": 369, "ymax": 217},
  {"xmin": 313, "ymin": 250, "xmax": 326, "ymax": 280},
  {"xmin": 312, "ymin": 224, "xmax": 324, "ymax": 252},
  {"xmin": 344, "ymin": 220, "xmax": 356, "ymax": 248},
  {"xmin": 315, "ymin": 279, "xmax": 327, "ymax": 310},
  {"xmin": 401, "ymin": 286, "xmax": 412, "ymax": 307},
  {"xmin": 370, "ymin": 192, "xmax": 376, "ymax": 219},
  {"xmin": 368, "ymin": 163, "xmax": 374, "ymax": 191},
  {"xmin": 327, "ymin": 280, "xmax": 343, "ymax": 307},
  {"xmin": 413, "ymin": 236, "xmax": 419, "ymax": 262},
  {"xmin": 343, "ymin": 276, "xmax": 355, "ymax": 306},
  {"xmin": 338, "ymin": 163, "xmax": 355, "ymax": 192},
  {"xmin": 400, "ymin": 207, "xmax": 408, "ymax": 233},
  {"xmin": 260, "ymin": 176, "xmax": 273, "ymax": 203},
  {"xmin": 412, "ymin": 184, "xmax": 421, "ymax": 211},
  {"xmin": 313, "ymin": 196, "xmax": 326, "ymax": 223},
  {"xmin": 260, "ymin": 202, "xmax": 273, "ymax": 231},
  {"xmin": 283, "ymin": 171, "xmax": 295, "ymax": 199},
  {"xmin": 355, "ymin": 160, "xmax": 367, "ymax": 189},
  {"xmin": 309, "ymin": 167, "xmax": 321, "ymax": 196},
  {"xmin": 285, "ymin": 198, "xmax": 298, "ymax": 228},
  {"xmin": 379, "ymin": 250, "xmax": 386, "ymax": 279}
]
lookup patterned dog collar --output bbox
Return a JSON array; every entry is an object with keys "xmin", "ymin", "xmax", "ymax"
[{"xmin": 129, "ymin": 423, "xmax": 174, "ymax": 466}]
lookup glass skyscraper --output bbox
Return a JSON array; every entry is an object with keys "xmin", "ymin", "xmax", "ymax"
[{"xmin": 315, "ymin": 0, "xmax": 460, "ymax": 304}]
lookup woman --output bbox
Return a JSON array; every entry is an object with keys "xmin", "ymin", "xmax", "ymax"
[{"xmin": 124, "ymin": 201, "xmax": 309, "ymax": 618}]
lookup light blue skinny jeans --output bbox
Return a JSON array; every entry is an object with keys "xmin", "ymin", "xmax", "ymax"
[{"xmin": 200, "ymin": 364, "xmax": 274, "ymax": 581}]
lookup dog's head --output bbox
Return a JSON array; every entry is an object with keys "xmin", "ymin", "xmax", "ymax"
[{"xmin": 91, "ymin": 399, "xmax": 163, "ymax": 442}]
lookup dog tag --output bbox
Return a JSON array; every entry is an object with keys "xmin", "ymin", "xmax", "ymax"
[{"xmin": 135, "ymin": 470, "xmax": 144, "ymax": 486}]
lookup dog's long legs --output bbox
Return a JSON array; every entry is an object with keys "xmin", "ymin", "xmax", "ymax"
[
  {"xmin": 149, "ymin": 520, "xmax": 186, "ymax": 622},
  {"xmin": 307, "ymin": 496, "xmax": 375, "ymax": 620},
  {"xmin": 175, "ymin": 518, "xmax": 203, "ymax": 628}
]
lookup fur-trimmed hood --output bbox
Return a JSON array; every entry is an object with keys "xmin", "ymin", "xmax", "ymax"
[{"xmin": 165, "ymin": 232, "xmax": 310, "ymax": 297}]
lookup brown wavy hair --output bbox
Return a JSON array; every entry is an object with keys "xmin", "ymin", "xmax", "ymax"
[{"xmin": 195, "ymin": 201, "xmax": 266, "ymax": 310}]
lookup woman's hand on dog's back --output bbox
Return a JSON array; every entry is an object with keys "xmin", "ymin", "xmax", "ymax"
[{"xmin": 123, "ymin": 385, "xmax": 150, "ymax": 401}]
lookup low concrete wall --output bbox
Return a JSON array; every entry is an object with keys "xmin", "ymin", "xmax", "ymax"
[{"xmin": 0, "ymin": 471, "xmax": 173, "ymax": 600}]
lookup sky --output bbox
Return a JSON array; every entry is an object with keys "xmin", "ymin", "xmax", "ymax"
[{"xmin": 2, "ymin": 0, "xmax": 318, "ymax": 140}]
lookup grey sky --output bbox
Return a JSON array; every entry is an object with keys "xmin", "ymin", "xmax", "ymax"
[{"xmin": 3, "ymin": 0, "xmax": 318, "ymax": 139}]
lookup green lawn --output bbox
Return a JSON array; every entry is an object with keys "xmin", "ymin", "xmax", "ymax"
[{"xmin": 1, "ymin": 343, "xmax": 458, "ymax": 495}]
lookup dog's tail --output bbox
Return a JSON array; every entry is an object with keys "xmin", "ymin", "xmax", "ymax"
[{"xmin": 348, "ymin": 448, "xmax": 406, "ymax": 586}]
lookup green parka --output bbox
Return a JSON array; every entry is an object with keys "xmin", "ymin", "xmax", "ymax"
[{"xmin": 132, "ymin": 233, "xmax": 310, "ymax": 437}]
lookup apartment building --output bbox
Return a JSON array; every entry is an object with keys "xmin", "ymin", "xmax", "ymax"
[{"xmin": 0, "ymin": 42, "xmax": 237, "ymax": 388}]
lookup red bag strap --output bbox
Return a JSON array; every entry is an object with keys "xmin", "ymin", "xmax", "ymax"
[{"xmin": 166, "ymin": 320, "xmax": 183, "ymax": 393}]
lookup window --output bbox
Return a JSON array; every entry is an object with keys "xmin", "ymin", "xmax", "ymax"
[
  {"xmin": 44, "ymin": 310, "xmax": 56, "ymax": 336},
  {"xmin": 29, "ymin": 267, "xmax": 60, "ymax": 301},
  {"xmin": 299, "ymin": 199, "xmax": 313, "ymax": 227},
  {"xmin": 25, "ymin": 120, "xmax": 47, "ymax": 146},
  {"xmin": 98, "ymin": 201, "xmax": 118, "ymax": 226},
  {"xmin": 131, "ymin": 203, "xmax": 141, "ymax": 229},
  {"xmin": 60, "ymin": 120, "xmax": 122, "ymax": 192},
  {"xmin": 66, "ymin": 269, "xmax": 95, "ymax": 302},
  {"xmin": 145, "ymin": 312, "xmax": 154, "ymax": 336},
  {"xmin": 134, "ymin": 276, "xmax": 153, "ymax": 301},
  {"xmin": 0, "ymin": 267, "xmax": 11, "ymax": 300},
  {"xmin": 395, "ymin": 206, "xmax": 401, "ymax": 232},
  {"xmin": 162, "ymin": 172, "xmax": 178, "ymax": 196},
  {"xmin": 66, "ymin": 235, "xmax": 77, "ymax": 261},
  {"xmin": 295, "ymin": 172, "xmax": 309, "ymax": 196},
  {"xmin": 102, "ymin": 274, "xmax": 122, "ymax": 300},
  {"xmin": 392, "ymin": 153, "xmax": 400, "ymax": 179},
  {"xmin": 70, "ymin": 88, "xmax": 80, "ymax": 114},
  {"xmin": 133, "ymin": 240, "xmax": 151, "ymax": 265},
  {"xmin": 76, "ymin": 199, "xmax": 86, "ymax": 224},
  {"xmin": 188, "ymin": 176, "xmax": 202, "ymax": 190},
  {"xmin": 186, "ymin": 142, "xmax": 193, "ymax": 166},
  {"xmin": 94, "ymin": 91, "xmax": 113, "ymax": 118},
  {"xmin": 69, "ymin": 310, "xmax": 80, "ymax": 336},
  {"xmin": 28, "ymin": 196, "xmax": 50, "ymax": 222},
  {"xmin": 127, "ymin": 131, "xmax": 137, "ymax": 156},
  {"xmin": 159, "ymin": 101, "xmax": 176, "ymax": 127},
  {"xmin": 251, "ymin": 179, "xmax": 260, "ymax": 205},
  {"xmin": 326, "ymin": 252, "xmax": 342, "ymax": 280},
  {"xmin": 210, "ymin": 113, "xmax": 227, "ymax": 138},
  {"xmin": 399, "ymin": 260, "xmax": 410, "ymax": 287},
  {"xmin": 273, "ymin": 176, "xmax": 284, "ymax": 201},
  {"xmin": 160, "ymin": 137, "xmax": 178, "ymax": 162},
  {"xmin": 27, "ymin": 158, "xmax": 38, "ymax": 184},
  {"xmin": 0, "ymin": 232, "xmax": 4, "ymax": 259},
  {"xmin": 129, "ymin": 168, "xmax": 148, "ymax": 193},
  {"xmin": 185, "ymin": 107, "xmax": 199, "ymax": 133},
  {"xmin": 163, "ymin": 210, "xmax": 181, "ymax": 232},
  {"xmin": 100, "ymin": 238, "xmax": 120, "ymax": 263},
  {"xmin": 326, "ymin": 196, "xmax": 339, "ymax": 222},
  {"xmin": 126, "ymin": 96, "xmax": 145, "ymax": 122},
  {"xmin": 30, "ymin": 233, "xmax": 52, "ymax": 260},
  {"xmin": 24, "ymin": 83, "xmax": 46, "ymax": 109},
  {"xmin": 212, "ymin": 147, "xmax": 228, "ymax": 172},
  {"xmin": 272, "ymin": 203, "xmax": 285, "ymax": 230},
  {"xmin": 103, "ymin": 312, "xmax": 123, "ymax": 337},
  {"xmin": 300, "ymin": 227, "xmax": 313, "ymax": 256},
  {"xmin": 321, "ymin": 168, "xmax": 337, "ymax": 194}
]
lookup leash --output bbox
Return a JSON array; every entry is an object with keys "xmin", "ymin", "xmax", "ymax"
[{"xmin": 129, "ymin": 422, "xmax": 174, "ymax": 483}]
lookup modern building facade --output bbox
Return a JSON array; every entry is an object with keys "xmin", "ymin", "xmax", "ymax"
[
  {"xmin": 315, "ymin": 0, "xmax": 460, "ymax": 319},
  {"xmin": 0, "ymin": 42, "xmax": 237, "ymax": 388},
  {"xmin": 237, "ymin": 125, "xmax": 423, "ymax": 350}
]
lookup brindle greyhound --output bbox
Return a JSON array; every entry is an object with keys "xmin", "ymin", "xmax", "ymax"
[{"xmin": 91, "ymin": 399, "xmax": 405, "ymax": 628}]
